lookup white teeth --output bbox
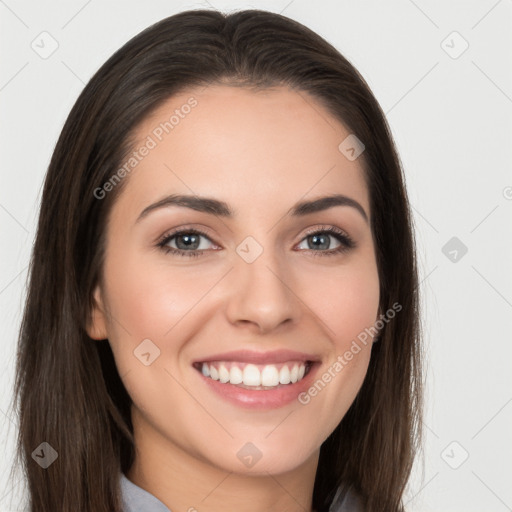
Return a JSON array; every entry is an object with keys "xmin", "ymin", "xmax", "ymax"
[
  {"xmin": 218, "ymin": 364, "xmax": 230, "ymax": 383},
  {"xmin": 198, "ymin": 361, "xmax": 310, "ymax": 388},
  {"xmin": 243, "ymin": 364, "xmax": 261, "ymax": 386},
  {"xmin": 209, "ymin": 365, "xmax": 219, "ymax": 380},
  {"xmin": 229, "ymin": 366, "xmax": 243, "ymax": 384},
  {"xmin": 261, "ymin": 365, "xmax": 279, "ymax": 387},
  {"xmin": 290, "ymin": 364, "xmax": 299, "ymax": 383},
  {"xmin": 279, "ymin": 365, "xmax": 291, "ymax": 385}
]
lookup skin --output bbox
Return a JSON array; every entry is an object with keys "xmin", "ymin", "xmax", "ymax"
[{"xmin": 87, "ymin": 84, "xmax": 380, "ymax": 512}]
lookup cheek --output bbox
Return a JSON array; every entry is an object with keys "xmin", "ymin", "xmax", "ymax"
[
  {"xmin": 299, "ymin": 258, "xmax": 380, "ymax": 345},
  {"xmin": 102, "ymin": 250, "xmax": 210, "ymax": 344},
  {"xmin": 295, "ymin": 259, "xmax": 378, "ymax": 405}
]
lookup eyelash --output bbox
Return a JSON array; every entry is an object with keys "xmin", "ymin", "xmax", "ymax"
[{"xmin": 156, "ymin": 225, "xmax": 356, "ymax": 259}]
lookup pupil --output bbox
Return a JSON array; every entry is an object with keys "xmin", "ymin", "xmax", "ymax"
[
  {"xmin": 310, "ymin": 234, "xmax": 329, "ymax": 250},
  {"xmin": 177, "ymin": 234, "xmax": 199, "ymax": 250}
]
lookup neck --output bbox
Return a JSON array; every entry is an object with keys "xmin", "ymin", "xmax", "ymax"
[{"xmin": 126, "ymin": 409, "xmax": 320, "ymax": 512}]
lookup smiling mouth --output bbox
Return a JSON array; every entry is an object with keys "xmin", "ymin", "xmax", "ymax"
[{"xmin": 192, "ymin": 360, "xmax": 314, "ymax": 390}]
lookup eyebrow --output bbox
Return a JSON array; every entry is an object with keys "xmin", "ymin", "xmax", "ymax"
[{"xmin": 135, "ymin": 193, "xmax": 369, "ymax": 224}]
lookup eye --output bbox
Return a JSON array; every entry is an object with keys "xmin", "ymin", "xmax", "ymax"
[
  {"xmin": 295, "ymin": 226, "xmax": 356, "ymax": 257},
  {"xmin": 156, "ymin": 225, "xmax": 356, "ymax": 258},
  {"xmin": 156, "ymin": 228, "xmax": 217, "ymax": 258}
]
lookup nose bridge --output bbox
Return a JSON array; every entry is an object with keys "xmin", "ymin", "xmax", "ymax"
[{"xmin": 225, "ymin": 235, "xmax": 300, "ymax": 332}]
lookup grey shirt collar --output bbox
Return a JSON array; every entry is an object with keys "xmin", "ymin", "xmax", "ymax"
[
  {"xmin": 120, "ymin": 473, "xmax": 170, "ymax": 512},
  {"xmin": 119, "ymin": 472, "xmax": 362, "ymax": 512}
]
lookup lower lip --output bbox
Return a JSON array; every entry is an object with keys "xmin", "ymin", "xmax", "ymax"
[{"xmin": 194, "ymin": 362, "xmax": 321, "ymax": 410}]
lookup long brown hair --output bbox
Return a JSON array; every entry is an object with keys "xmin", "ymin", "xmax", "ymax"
[{"xmin": 10, "ymin": 9, "xmax": 423, "ymax": 512}]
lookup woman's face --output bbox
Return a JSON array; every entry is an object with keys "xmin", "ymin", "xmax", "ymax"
[{"xmin": 88, "ymin": 84, "xmax": 380, "ymax": 476}]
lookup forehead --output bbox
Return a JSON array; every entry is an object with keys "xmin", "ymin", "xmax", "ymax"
[{"xmin": 114, "ymin": 84, "xmax": 370, "ymax": 224}]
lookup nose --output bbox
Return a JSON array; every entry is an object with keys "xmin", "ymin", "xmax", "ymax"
[{"xmin": 224, "ymin": 248, "xmax": 302, "ymax": 334}]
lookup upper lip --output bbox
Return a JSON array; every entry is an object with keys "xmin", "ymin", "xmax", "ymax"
[{"xmin": 192, "ymin": 349, "xmax": 321, "ymax": 365}]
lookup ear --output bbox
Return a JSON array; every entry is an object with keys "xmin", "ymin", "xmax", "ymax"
[{"xmin": 86, "ymin": 284, "xmax": 108, "ymax": 340}]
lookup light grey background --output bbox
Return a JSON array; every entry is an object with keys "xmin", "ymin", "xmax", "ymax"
[{"xmin": 1, "ymin": 1, "xmax": 511, "ymax": 510}]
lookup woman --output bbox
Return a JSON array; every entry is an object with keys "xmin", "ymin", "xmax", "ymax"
[{"xmin": 11, "ymin": 8, "xmax": 423, "ymax": 512}]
